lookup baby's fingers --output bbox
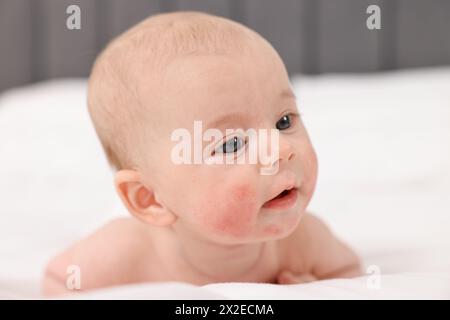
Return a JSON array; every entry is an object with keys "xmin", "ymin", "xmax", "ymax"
[{"xmin": 277, "ymin": 270, "xmax": 317, "ymax": 285}]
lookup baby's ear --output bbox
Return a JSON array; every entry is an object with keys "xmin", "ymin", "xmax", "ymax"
[{"xmin": 114, "ymin": 170, "xmax": 177, "ymax": 227}]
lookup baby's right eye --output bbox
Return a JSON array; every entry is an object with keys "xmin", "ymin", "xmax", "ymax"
[{"xmin": 214, "ymin": 135, "xmax": 247, "ymax": 155}]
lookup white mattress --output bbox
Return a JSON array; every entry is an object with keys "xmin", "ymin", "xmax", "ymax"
[{"xmin": 0, "ymin": 67, "xmax": 449, "ymax": 299}]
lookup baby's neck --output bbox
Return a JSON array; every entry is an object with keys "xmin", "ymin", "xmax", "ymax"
[
  {"xmin": 179, "ymin": 238, "xmax": 270, "ymax": 282},
  {"xmin": 155, "ymin": 225, "xmax": 281, "ymax": 283}
]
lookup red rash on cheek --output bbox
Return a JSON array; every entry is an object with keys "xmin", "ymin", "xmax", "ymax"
[{"xmin": 210, "ymin": 183, "xmax": 259, "ymax": 237}]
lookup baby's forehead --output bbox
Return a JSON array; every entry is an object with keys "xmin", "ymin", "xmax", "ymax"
[
  {"xmin": 104, "ymin": 13, "xmax": 290, "ymax": 129},
  {"xmin": 151, "ymin": 51, "xmax": 291, "ymax": 115}
]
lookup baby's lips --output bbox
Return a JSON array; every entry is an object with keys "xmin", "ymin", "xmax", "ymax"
[
  {"xmin": 262, "ymin": 187, "xmax": 298, "ymax": 210},
  {"xmin": 264, "ymin": 180, "xmax": 297, "ymax": 204}
]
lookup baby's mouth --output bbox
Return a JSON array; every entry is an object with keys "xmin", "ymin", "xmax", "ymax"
[{"xmin": 262, "ymin": 187, "xmax": 298, "ymax": 210}]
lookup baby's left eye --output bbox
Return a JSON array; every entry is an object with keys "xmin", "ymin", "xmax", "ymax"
[
  {"xmin": 276, "ymin": 114, "xmax": 292, "ymax": 130},
  {"xmin": 215, "ymin": 136, "xmax": 246, "ymax": 154}
]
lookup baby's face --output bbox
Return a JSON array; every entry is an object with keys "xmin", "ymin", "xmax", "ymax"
[{"xmin": 139, "ymin": 45, "xmax": 318, "ymax": 245}]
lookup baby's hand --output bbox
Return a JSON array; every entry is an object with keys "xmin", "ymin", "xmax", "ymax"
[{"xmin": 276, "ymin": 270, "xmax": 317, "ymax": 285}]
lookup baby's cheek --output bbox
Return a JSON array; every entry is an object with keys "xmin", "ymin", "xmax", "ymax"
[
  {"xmin": 204, "ymin": 183, "xmax": 259, "ymax": 237},
  {"xmin": 302, "ymin": 146, "xmax": 319, "ymax": 200}
]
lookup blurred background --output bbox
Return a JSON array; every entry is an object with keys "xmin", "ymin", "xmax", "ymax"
[{"xmin": 1, "ymin": 0, "xmax": 450, "ymax": 92}]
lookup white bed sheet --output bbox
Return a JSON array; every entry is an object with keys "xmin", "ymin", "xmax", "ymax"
[{"xmin": 0, "ymin": 67, "xmax": 449, "ymax": 299}]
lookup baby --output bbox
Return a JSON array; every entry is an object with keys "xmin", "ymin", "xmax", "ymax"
[{"xmin": 42, "ymin": 12, "xmax": 361, "ymax": 296}]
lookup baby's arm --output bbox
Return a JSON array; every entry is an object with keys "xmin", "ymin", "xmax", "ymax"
[
  {"xmin": 42, "ymin": 218, "xmax": 147, "ymax": 296},
  {"xmin": 277, "ymin": 213, "xmax": 362, "ymax": 284}
]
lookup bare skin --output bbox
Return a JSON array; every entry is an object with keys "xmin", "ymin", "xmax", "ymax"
[{"xmin": 42, "ymin": 213, "xmax": 361, "ymax": 296}]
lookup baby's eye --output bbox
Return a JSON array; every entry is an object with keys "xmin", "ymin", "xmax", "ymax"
[
  {"xmin": 276, "ymin": 114, "xmax": 292, "ymax": 130},
  {"xmin": 215, "ymin": 136, "xmax": 246, "ymax": 154}
]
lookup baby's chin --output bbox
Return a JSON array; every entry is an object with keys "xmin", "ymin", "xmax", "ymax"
[
  {"xmin": 181, "ymin": 198, "xmax": 305, "ymax": 245},
  {"xmin": 202, "ymin": 218, "xmax": 301, "ymax": 245}
]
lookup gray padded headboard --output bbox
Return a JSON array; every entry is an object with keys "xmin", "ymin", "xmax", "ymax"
[{"xmin": 1, "ymin": 0, "xmax": 449, "ymax": 92}]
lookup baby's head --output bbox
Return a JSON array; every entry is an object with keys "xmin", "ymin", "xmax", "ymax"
[{"xmin": 88, "ymin": 12, "xmax": 318, "ymax": 245}]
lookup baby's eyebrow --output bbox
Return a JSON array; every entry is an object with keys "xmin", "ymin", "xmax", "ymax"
[
  {"xmin": 280, "ymin": 88, "xmax": 297, "ymax": 100},
  {"xmin": 206, "ymin": 112, "xmax": 251, "ymax": 129},
  {"xmin": 205, "ymin": 90, "xmax": 296, "ymax": 129}
]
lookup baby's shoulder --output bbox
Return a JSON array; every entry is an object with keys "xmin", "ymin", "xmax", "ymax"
[
  {"xmin": 70, "ymin": 217, "xmax": 154, "ymax": 257},
  {"xmin": 43, "ymin": 217, "xmax": 154, "ymax": 294},
  {"xmin": 95, "ymin": 217, "xmax": 154, "ymax": 243}
]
